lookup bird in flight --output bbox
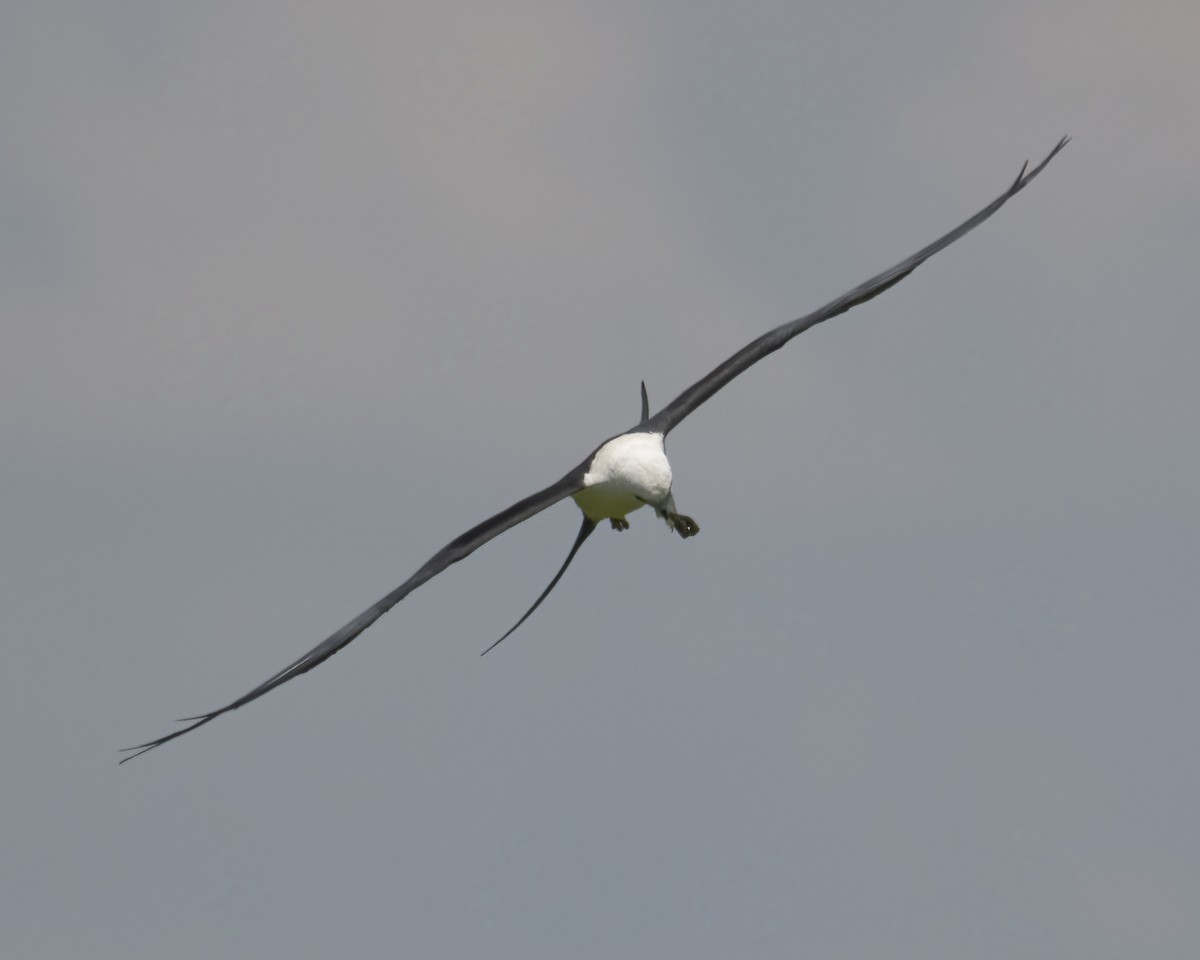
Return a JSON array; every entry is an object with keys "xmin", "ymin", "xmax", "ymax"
[{"xmin": 122, "ymin": 137, "xmax": 1068, "ymax": 762}]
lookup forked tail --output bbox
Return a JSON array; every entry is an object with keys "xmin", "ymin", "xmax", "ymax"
[{"xmin": 480, "ymin": 517, "xmax": 598, "ymax": 655}]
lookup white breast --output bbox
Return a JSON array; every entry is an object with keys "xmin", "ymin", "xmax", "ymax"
[{"xmin": 573, "ymin": 432, "xmax": 674, "ymax": 522}]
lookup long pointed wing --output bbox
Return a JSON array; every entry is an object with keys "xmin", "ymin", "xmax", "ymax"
[
  {"xmin": 121, "ymin": 464, "xmax": 588, "ymax": 762},
  {"xmin": 480, "ymin": 516, "xmax": 598, "ymax": 657},
  {"xmin": 642, "ymin": 137, "xmax": 1069, "ymax": 438}
]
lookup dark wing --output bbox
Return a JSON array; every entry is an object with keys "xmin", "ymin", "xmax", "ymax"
[
  {"xmin": 121, "ymin": 464, "xmax": 588, "ymax": 762},
  {"xmin": 642, "ymin": 137, "xmax": 1069, "ymax": 438}
]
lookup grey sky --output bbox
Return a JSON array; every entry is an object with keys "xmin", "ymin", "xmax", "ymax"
[{"xmin": 3, "ymin": 2, "xmax": 1198, "ymax": 958}]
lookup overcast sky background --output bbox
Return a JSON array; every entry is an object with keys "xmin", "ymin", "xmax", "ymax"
[{"xmin": 4, "ymin": 2, "xmax": 1198, "ymax": 957}]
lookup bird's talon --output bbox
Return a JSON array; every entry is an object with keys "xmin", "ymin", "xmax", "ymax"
[{"xmin": 669, "ymin": 513, "xmax": 699, "ymax": 538}]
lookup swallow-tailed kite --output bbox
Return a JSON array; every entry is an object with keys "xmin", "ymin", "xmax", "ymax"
[{"xmin": 121, "ymin": 137, "xmax": 1068, "ymax": 762}]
